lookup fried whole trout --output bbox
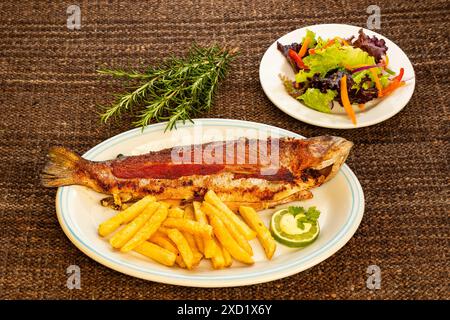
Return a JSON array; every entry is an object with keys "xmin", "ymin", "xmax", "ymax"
[{"xmin": 41, "ymin": 136, "xmax": 353, "ymax": 210}]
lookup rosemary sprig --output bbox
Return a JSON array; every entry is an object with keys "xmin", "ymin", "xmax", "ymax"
[{"xmin": 98, "ymin": 44, "xmax": 237, "ymax": 131}]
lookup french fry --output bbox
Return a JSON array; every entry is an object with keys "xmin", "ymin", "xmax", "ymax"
[
  {"xmin": 194, "ymin": 234, "xmax": 205, "ymax": 254},
  {"xmin": 158, "ymin": 225, "xmax": 204, "ymax": 267},
  {"xmin": 208, "ymin": 214, "xmax": 254, "ymax": 265},
  {"xmin": 134, "ymin": 241, "xmax": 176, "ymax": 267},
  {"xmin": 180, "ymin": 209, "xmax": 203, "ymax": 265},
  {"xmin": 162, "ymin": 218, "xmax": 212, "ymax": 237},
  {"xmin": 151, "ymin": 230, "xmax": 169, "ymax": 239},
  {"xmin": 222, "ymin": 246, "xmax": 233, "ymax": 267},
  {"xmin": 204, "ymin": 190, "xmax": 256, "ymax": 240},
  {"xmin": 201, "ymin": 211, "xmax": 231, "ymax": 262},
  {"xmin": 183, "ymin": 231, "xmax": 203, "ymax": 264},
  {"xmin": 167, "ymin": 228, "xmax": 194, "ymax": 269},
  {"xmin": 98, "ymin": 196, "xmax": 155, "ymax": 237},
  {"xmin": 175, "ymin": 258, "xmax": 188, "ymax": 269},
  {"xmin": 239, "ymin": 206, "xmax": 276, "ymax": 259},
  {"xmin": 184, "ymin": 205, "xmax": 194, "ymax": 215},
  {"xmin": 150, "ymin": 232, "xmax": 186, "ymax": 268},
  {"xmin": 193, "ymin": 201, "xmax": 207, "ymax": 223},
  {"xmin": 208, "ymin": 237, "xmax": 224, "ymax": 264},
  {"xmin": 168, "ymin": 207, "xmax": 185, "ymax": 218},
  {"xmin": 120, "ymin": 203, "xmax": 169, "ymax": 252},
  {"xmin": 184, "ymin": 205, "xmax": 204, "ymax": 254},
  {"xmin": 210, "ymin": 237, "xmax": 225, "ymax": 269},
  {"xmin": 192, "ymin": 253, "xmax": 203, "ymax": 266},
  {"xmin": 156, "ymin": 226, "xmax": 170, "ymax": 235},
  {"xmin": 193, "ymin": 202, "xmax": 215, "ymax": 258},
  {"xmin": 204, "ymin": 240, "xmax": 216, "ymax": 259},
  {"xmin": 109, "ymin": 202, "xmax": 160, "ymax": 249},
  {"xmin": 201, "ymin": 202, "xmax": 253, "ymax": 255},
  {"xmin": 150, "ymin": 233, "xmax": 176, "ymax": 250},
  {"xmin": 194, "ymin": 231, "xmax": 205, "ymax": 254}
]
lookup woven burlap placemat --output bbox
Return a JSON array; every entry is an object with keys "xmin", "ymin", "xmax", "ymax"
[{"xmin": 0, "ymin": 0, "xmax": 448, "ymax": 299}]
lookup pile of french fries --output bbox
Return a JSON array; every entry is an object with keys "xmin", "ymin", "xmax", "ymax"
[{"xmin": 98, "ymin": 190, "xmax": 276, "ymax": 269}]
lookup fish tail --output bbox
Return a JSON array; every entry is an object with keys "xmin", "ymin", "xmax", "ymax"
[{"xmin": 41, "ymin": 147, "xmax": 82, "ymax": 187}]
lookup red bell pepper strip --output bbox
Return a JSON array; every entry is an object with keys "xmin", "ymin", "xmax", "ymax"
[
  {"xmin": 393, "ymin": 67, "xmax": 404, "ymax": 82},
  {"xmin": 288, "ymin": 49, "xmax": 309, "ymax": 70},
  {"xmin": 382, "ymin": 68, "xmax": 405, "ymax": 96}
]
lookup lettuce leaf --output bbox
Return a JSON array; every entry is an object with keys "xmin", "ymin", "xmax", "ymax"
[
  {"xmin": 295, "ymin": 69, "xmax": 316, "ymax": 83},
  {"xmin": 315, "ymin": 36, "xmax": 330, "ymax": 49},
  {"xmin": 298, "ymin": 88, "xmax": 337, "ymax": 113},
  {"xmin": 380, "ymin": 74, "xmax": 389, "ymax": 87},
  {"xmin": 352, "ymin": 69, "xmax": 371, "ymax": 87},
  {"xmin": 295, "ymin": 45, "xmax": 376, "ymax": 83},
  {"xmin": 352, "ymin": 67, "xmax": 389, "ymax": 89},
  {"xmin": 302, "ymin": 29, "xmax": 317, "ymax": 48}
]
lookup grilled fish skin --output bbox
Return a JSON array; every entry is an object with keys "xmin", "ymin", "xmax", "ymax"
[{"xmin": 41, "ymin": 136, "xmax": 353, "ymax": 208}]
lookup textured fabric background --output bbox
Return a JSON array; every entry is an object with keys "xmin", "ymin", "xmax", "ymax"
[{"xmin": 0, "ymin": 0, "xmax": 448, "ymax": 299}]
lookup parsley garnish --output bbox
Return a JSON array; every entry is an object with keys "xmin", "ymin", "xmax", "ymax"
[{"xmin": 287, "ymin": 206, "xmax": 321, "ymax": 230}]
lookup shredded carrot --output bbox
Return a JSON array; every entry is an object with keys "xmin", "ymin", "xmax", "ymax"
[
  {"xmin": 382, "ymin": 81, "xmax": 405, "ymax": 96},
  {"xmin": 308, "ymin": 37, "xmax": 344, "ymax": 55},
  {"xmin": 298, "ymin": 37, "xmax": 310, "ymax": 57},
  {"xmin": 370, "ymin": 68, "xmax": 383, "ymax": 97},
  {"xmin": 340, "ymin": 75, "xmax": 356, "ymax": 125},
  {"xmin": 346, "ymin": 64, "xmax": 370, "ymax": 70},
  {"xmin": 335, "ymin": 37, "xmax": 349, "ymax": 46},
  {"xmin": 322, "ymin": 39, "xmax": 336, "ymax": 49},
  {"xmin": 358, "ymin": 103, "xmax": 365, "ymax": 111},
  {"xmin": 343, "ymin": 64, "xmax": 354, "ymax": 70}
]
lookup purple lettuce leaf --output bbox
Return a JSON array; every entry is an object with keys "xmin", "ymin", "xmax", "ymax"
[
  {"xmin": 310, "ymin": 69, "xmax": 354, "ymax": 93},
  {"xmin": 309, "ymin": 70, "xmax": 378, "ymax": 106},
  {"xmin": 277, "ymin": 42, "xmax": 302, "ymax": 72},
  {"xmin": 348, "ymin": 29, "xmax": 388, "ymax": 62},
  {"xmin": 347, "ymin": 86, "xmax": 378, "ymax": 104}
]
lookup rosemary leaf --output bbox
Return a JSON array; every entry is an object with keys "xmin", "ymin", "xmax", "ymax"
[{"xmin": 98, "ymin": 44, "xmax": 237, "ymax": 131}]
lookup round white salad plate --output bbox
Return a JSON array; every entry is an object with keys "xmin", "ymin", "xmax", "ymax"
[
  {"xmin": 259, "ymin": 24, "xmax": 415, "ymax": 129},
  {"xmin": 56, "ymin": 119, "xmax": 364, "ymax": 287}
]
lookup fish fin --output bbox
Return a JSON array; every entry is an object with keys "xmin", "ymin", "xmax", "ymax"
[{"xmin": 41, "ymin": 147, "xmax": 82, "ymax": 187}]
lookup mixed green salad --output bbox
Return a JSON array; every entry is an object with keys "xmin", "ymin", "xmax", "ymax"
[{"xmin": 278, "ymin": 29, "xmax": 405, "ymax": 124}]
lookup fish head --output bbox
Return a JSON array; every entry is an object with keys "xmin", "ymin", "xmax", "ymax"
[{"xmin": 305, "ymin": 136, "xmax": 353, "ymax": 183}]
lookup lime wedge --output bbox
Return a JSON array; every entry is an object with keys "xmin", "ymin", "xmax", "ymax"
[{"xmin": 270, "ymin": 208, "xmax": 320, "ymax": 248}]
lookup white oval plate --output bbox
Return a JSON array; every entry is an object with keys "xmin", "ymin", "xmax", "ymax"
[
  {"xmin": 56, "ymin": 119, "xmax": 364, "ymax": 287},
  {"xmin": 259, "ymin": 24, "xmax": 415, "ymax": 129}
]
